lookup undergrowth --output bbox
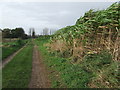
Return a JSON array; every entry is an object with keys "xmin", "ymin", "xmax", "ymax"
[{"xmin": 35, "ymin": 36, "xmax": 119, "ymax": 88}]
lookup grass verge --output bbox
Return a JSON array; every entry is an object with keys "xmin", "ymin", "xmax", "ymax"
[
  {"xmin": 2, "ymin": 47, "xmax": 20, "ymax": 60},
  {"xmin": 2, "ymin": 42, "xmax": 33, "ymax": 88},
  {"xmin": 2, "ymin": 40, "xmax": 27, "ymax": 60}
]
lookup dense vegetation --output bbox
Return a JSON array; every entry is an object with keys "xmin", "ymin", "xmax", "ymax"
[
  {"xmin": 2, "ymin": 41, "xmax": 33, "ymax": 88},
  {"xmin": 49, "ymin": 2, "xmax": 119, "ymax": 61},
  {"xmin": 35, "ymin": 37, "xmax": 92, "ymax": 88},
  {"xmin": 37, "ymin": 3, "xmax": 119, "ymax": 88},
  {"xmin": 1, "ymin": 27, "xmax": 36, "ymax": 39}
]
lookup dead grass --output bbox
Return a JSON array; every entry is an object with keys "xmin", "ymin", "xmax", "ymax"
[
  {"xmin": 48, "ymin": 27, "xmax": 119, "ymax": 62},
  {"xmin": 45, "ymin": 40, "xmax": 68, "ymax": 53}
]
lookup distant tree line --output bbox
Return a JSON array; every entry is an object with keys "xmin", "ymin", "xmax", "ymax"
[
  {"xmin": 1, "ymin": 27, "xmax": 57, "ymax": 39},
  {"xmin": 1, "ymin": 28, "xmax": 28, "ymax": 39}
]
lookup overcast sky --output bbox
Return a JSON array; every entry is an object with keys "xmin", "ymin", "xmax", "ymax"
[{"xmin": 0, "ymin": 1, "xmax": 117, "ymax": 34}]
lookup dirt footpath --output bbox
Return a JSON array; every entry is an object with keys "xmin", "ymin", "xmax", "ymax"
[{"xmin": 29, "ymin": 45, "xmax": 51, "ymax": 88}]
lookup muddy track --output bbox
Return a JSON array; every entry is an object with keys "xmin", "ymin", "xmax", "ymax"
[
  {"xmin": 1, "ymin": 45, "xmax": 26, "ymax": 68},
  {"xmin": 29, "ymin": 45, "xmax": 51, "ymax": 88}
]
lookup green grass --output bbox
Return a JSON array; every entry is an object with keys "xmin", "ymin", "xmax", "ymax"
[
  {"xmin": 80, "ymin": 52, "xmax": 119, "ymax": 88},
  {"xmin": 35, "ymin": 36, "xmax": 119, "ymax": 88},
  {"xmin": 2, "ymin": 46, "xmax": 20, "ymax": 60},
  {"xmin": 34, "ymin": 37, "xmax": 92, "ymax": 88},
  {"xmin": 2, "ymin": 40, "xmax": 28, "ymax": 60},
  {"xmin": 2, "ymin": 42, "xmax": 33, "ymax": 88}
]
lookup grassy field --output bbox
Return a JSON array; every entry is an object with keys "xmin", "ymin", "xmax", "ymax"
[
  {"xmin": 35, "ymin": 36, "xmax": 119, "ymax": 88},
  {"xmin": 2, "ymin": 40, "xmax": 27, "ymax": 60},
  {"xmin": 2, "ymin": 42, "xmax": 33, "ymax": 88}
]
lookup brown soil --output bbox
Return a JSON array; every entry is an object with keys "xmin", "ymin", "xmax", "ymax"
[
  {"xmin": 1, "ymin": 45, "xmax": 26, "ymax": 68},
  {"xmin": 28, "ymin": 45, "xmax": 51, "ymax": 88}
]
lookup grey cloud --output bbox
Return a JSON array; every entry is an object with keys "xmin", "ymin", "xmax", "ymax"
[{"xmin": 0, "ymin": 2, "xmax": 114, "ymax": 34}]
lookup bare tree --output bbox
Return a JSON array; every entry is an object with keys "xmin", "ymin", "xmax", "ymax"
[
  {"xmin": 29, "ymin": 28, "xmax": 32, "ymax": 37},
  {"xmin": 32, "ymin": 29, "xmax": 35, "ymax": 38},
  {"xmin": 50, "ymin": 29, "xmax": 52, "ymax": 35},
  {"xmin": 29, "ymin": 28, "xmax": 35, "ymax": 38},
  {"xmin": 43, "ymin": 28, "xmax": 49, "ymax": 35}
]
